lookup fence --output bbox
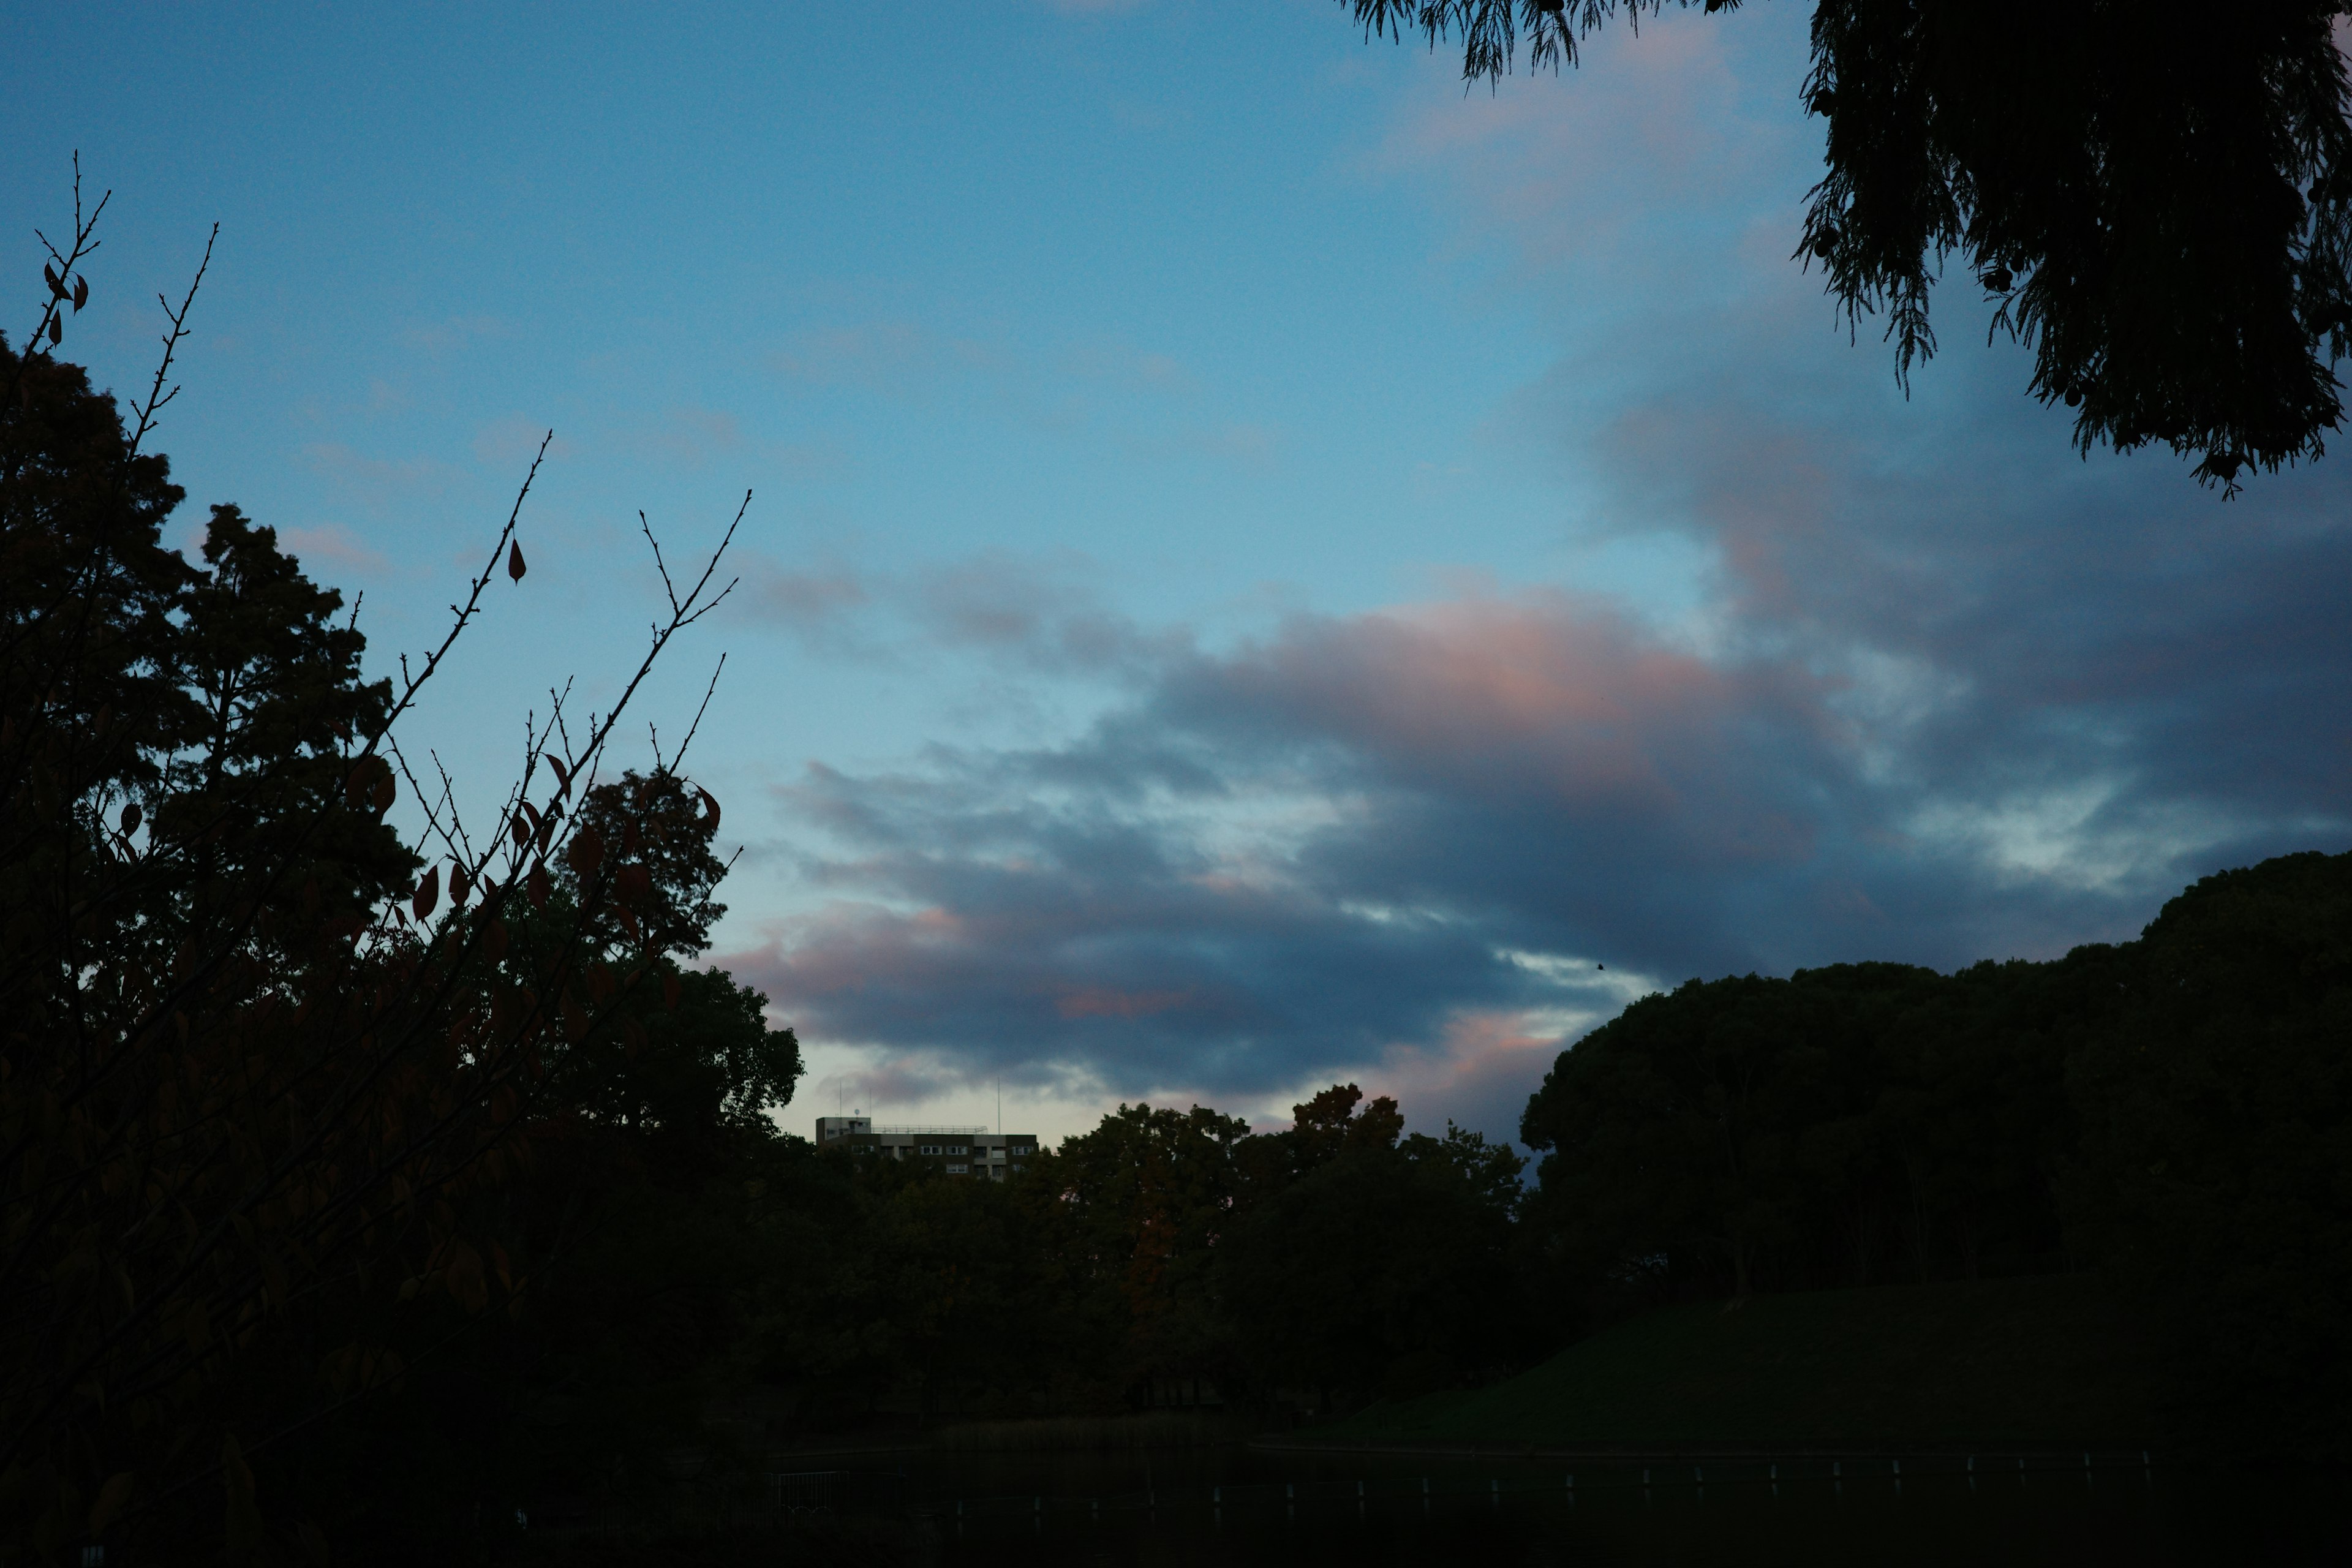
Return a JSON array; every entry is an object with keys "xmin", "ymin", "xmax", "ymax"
[{"xmin": 764, "ymin": 1449, "xmax": 2160, "ymax": 1529}]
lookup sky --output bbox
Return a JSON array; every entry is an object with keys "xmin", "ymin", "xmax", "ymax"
[{"xmin": 10, "ymin": 1, "xmax": 2350, "ymax": 1150}]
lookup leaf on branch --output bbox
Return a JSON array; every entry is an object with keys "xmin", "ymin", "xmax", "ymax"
[
  {"xmin": 548, "ymin": 754, "xmax": 571, "ymax": 794},
  {"xmin": 47, "ymin": 314, "xmax": 61, "ymax": 345},
  {"xmin": 412, "ymin": 864, "xmax": 440, "ymax": 921},
  {"xmin": 89, "ymin": 1472, "xmax": 134, "ymax": 1536},
  {"xmin": 72, "ymin": 274, "xmax": 88, "ymax": 311},
  {"xmin": 483, "ymin": 917, "xmax": 509, "ymax": 962},
  {"xmin": 45, "ymin": 262, "xmax": 63, "ymax": 296},
  {"xmin": 615, "ymin": 863, "xmax": 652, "ymax": 907},
  {"xmin": 121, "ymin": 801, "xmax": 141, "ymax": 834},
  {"xmin": 695, "ymin": 786, "xmax": 722, "ymax": 832},
  {"xmin": 507, "ymin": 540, "xmax": 527, "ymax": 582},
  {"xmin": 372, "ymin": 767, "xmax": 396, "ymax": 814},
  {"xmin": 565, "ymin": 824, "xmax": 604, "ymax": 876},
  {"xmin": 450, "ymin": 862, "xmax": 471, "ymax": 906},
  {"xmin": 446, "ymin": 1242, "xmax": 489, "ymax": 1313},
  {"xmin": 526, "ymin": 862, "xmax": 549, "ymax": 911}
]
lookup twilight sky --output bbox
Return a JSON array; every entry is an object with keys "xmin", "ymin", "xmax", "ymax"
[{"xmin": 11, "ymin": 2, "xmax": 2350, "ymax": 1147}]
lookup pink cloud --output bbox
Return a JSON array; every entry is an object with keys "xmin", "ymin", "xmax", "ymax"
[{"xmin": 1198, "ymin": 589, "xmax": 1834, "ymax": 841}]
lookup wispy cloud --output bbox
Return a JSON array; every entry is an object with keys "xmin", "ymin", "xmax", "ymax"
[{"xmin": 277, "ymin": 522, "xmax": 391, "ymax": 578}]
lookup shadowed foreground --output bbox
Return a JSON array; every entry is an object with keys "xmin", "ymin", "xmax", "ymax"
[{"xmin": 1313, "ymin": 1275, "xmax": 2162, "ymax": 1452}]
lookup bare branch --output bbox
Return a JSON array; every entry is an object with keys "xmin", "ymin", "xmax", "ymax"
[
  {"xmin": 671, "ymin": 652, "xmax": 727, "ymax": 772},
  {"xmin": 126, "ymin": 222, "xmax": 217, "ymax": 460}
]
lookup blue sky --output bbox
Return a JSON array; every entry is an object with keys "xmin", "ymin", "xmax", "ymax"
[{"xmin": 12, "ymin": 1, "xmax": 2350, "ymax": 1146}]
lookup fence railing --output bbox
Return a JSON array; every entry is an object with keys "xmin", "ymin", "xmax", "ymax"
[{"xmin": 763, "ymin": 1449, "xmax": 2160, "ymax": 1527}]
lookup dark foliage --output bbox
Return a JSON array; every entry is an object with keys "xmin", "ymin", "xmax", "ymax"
[
  {"xmin": 2065, "ymin": 851, "xmax": 2352, "ymax": 1453},
  {"xmin": 1, "ymin": 183, "xmax": 750, "ymax": 1563},
  {"xmin": 1346, "ymin": 1, "xmax": 2352, "ymax": 490},
  {"xmin": 1518, "ymin": 848, "xmax": 2352, "ymax": 1455}
]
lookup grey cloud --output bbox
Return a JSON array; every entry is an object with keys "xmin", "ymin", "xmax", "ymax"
[{"xmin": 724, "ymin": 382, "xmax": 2352, "ymax": 1131}]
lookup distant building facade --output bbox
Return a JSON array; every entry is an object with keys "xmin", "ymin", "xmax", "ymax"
[{"xmin": 813, "ymin": 1117, "xmax": 1039, "ymax": 1182}]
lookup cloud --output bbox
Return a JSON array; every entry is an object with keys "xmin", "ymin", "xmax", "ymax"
[
  {"xmin": 300, "ymin": 442, "xmax": 458, "ymax": 505},
  {"xmin": 720, "ymin": 7, "xmax": 2352, "ymax": 1141},
  {"xmin": 725, "ymin": 462, "xmax": 2352, "ymax": 1134},
  {"xmin": 471, "ymin": 415, "xmax": 571, "ymax": 468},
  {"xmin": 723, "ymin": 543, "xmax": 1188, "ymax": 679},
  {"xmin": 769, "ymin": 322, "xmax": 1012, "ymax": 397},
  {"xmin": 276, "ymin": 522, "xmax": 391, "ymax": 578}
]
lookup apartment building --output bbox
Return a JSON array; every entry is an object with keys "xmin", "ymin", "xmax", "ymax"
[{"xmin": 812, "ymin": 1117, "xmax": 1040, "ymax": 1182}]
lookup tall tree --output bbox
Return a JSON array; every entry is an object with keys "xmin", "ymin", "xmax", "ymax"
[
  {"xmin": 0, "ymin": 180, "xmax": 748, "ymax": 1561},
  {"xmin": 1344, "ymin": 1, "xmax": 2352, "ymax": 490}
]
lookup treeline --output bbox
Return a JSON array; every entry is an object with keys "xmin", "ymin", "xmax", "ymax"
[
  {"xmin": 740, "ymin": 846, "xmax": 2352, "ymax": 1459},
  {"xmin": 745, "ymin": 1087, "xmax": 1538, "ymax": 1433},
  {"xmin": 1520, "ymin": 849, "xmax": 2352, "ymax": 1455}
]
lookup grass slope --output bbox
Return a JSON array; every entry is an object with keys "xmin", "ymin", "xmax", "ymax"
[{"xmin": 1330, "ymin": 1275, "xmax": 2161, "ymax": 1450}]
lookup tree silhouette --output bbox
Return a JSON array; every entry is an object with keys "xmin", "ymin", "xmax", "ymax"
[{"xmin": 1346, "ymin": 1, "xmax": 2352, "ymax": 492}]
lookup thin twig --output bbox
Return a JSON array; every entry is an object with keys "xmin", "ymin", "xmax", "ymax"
[{"xmin": 670, "ymin": 652, "xmax": 726, "ymax": 771}]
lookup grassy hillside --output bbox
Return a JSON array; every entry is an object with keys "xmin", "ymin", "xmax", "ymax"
[{"xmin": 1322, "ymin": 1274, "xmax": 2162, "ymax": 1450}]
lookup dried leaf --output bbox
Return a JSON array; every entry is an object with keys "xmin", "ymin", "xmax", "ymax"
[
  {"xmin": 526, "ymin": 862, "xmax": 550, "ymax": 911},
  {"xmin": 412, "ymin": 865, "xmax": 440, "ymax": 921},
  {"xmin": 507, "ymin": 540, "xmax": 527, "ymax": 581},
  {"xmin": 72, "ymin": 274, "xmax": 88, "ymax": 312},
  {"xmin": 121, "ymin": 801, "xmax": 141, "ymax": 834},
  {"xmin": 695, "ymin": 786, "xmax": 722, "ymax": 832},
  {"xmin": 371, "ymin": 768, "xmax": 396, "ymax": 815},
  {"xmin": 47, "ymin": 314, "xmax": 61, "ymax": 345}
]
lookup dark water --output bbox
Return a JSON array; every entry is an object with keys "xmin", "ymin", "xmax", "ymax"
[{"xmin": 789, "ymin": 1446, "xmax": 2348, "ymax": 1567}]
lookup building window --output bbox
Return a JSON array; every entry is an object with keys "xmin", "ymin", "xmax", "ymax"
[
  {"xmin": 946, "ymin": 1163, "xmax": 968, "ymax": 1174},
  {"xmin": 947, "ymin": 1145, "xmax": 968, "ymax": 1155},
  {"xmin": 919, "ymin": 1145, "xmax": 940, "ymax": 1156}
]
